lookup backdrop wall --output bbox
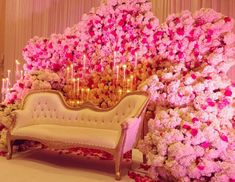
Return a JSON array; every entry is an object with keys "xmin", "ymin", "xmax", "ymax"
[{"xmin": 0, "ymin": 0, "xmax": 234, "ymax": 82}]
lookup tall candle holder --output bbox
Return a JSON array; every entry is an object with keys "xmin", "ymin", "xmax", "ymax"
[
  {"xmin": 15, "ymin": 60, "xmax": 20, "ymax": 80},
  {"xmin": 76, "ymin": 78, "xmax": 80, "ymax": 99},
  {"xmin": 7, "ymin": 70, "xmax": 11, "ymax": 87},
  {"xmin": 66, "ymin": 67, "xmax": 70, "ymax": 84},
  {"xmin": 70, "ymin": 64, "xmax": 74, "ymax": 79},
  {"xmin": 1, "ymin": 78, "xmax": 5, "ymax": 102},
  {"xmin": 20, "ymin": 70, "xmax": 24, "ymax": 79},
  {"xmin": 83, "ymin": 55, "xmax": 86, "ymax": 78},
  {"xmin": 86, "ymin": 88, "xmax": 90, "ymax": 101},
  {"xmin": 116, "ymin": 65, "xmax": 119, "ymax": 85},
  {"xmin": 130, "ymin": 75, "xmax": 134, "ymax": 91},
  {"xmin": 113, "ymin": 51, "xmax": 117, "ymax": 71},
  {"xmin": 118, "ymin": 89, "xmax": 123, "ymax": 100},
  {"xmin": 134, "ymin": 52, "xmax": 138, "ymax": 69}
]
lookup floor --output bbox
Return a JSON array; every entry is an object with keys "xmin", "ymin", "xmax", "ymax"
[{"xmin": 0, "ymin": 149, "xmax": 143, "ymax": 182}]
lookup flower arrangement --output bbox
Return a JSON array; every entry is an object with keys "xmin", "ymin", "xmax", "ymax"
[{"xmin": 0, "ymin": 0, "xmax": 235, "ymax": 181}]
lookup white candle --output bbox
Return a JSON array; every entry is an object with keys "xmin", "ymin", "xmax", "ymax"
[
  {"xmin": 83, "ymin": 55, "xmax": 86, "ymax": 78},
  {"xmin": 76, "ymin": 78, "xmax": 80, "ymax": 98},
  {"xmin": 7, "ymin": 70, "xmax": 11, "ymax": 87},
  {"xmin": 20, "ymin": 70, "xmax": 24, "ymax": 79},
  {"xmin": 81, "ymin": 88, "xmax": 84, "ymax": 102},
  {"xmin": 116, "ymin": 65, "xmax": 119, "ymax": 82},
  {"xmin": 66, "ymin": 67, "xmax": 70, "ymax": 83},
  {"xmin": 86, "ymin": 88, "xmax": 90, "ymax": 100},
  {"xmin": 135, "ymin": 52, "xmax": 138, "ymax": 68},
  {"xmin": 130, "ymin": 75, "xmax": 134, "ymax": 91},
  {"xmin": 1, "ymin": 78, "xmax": 5, "ymax": 101},
  {"xmin": 122, "ymin": 64, "xmax": 127, "ymax": 81},
  {"xmin": 72, "ymin": 78, "xmax": 76, "ymax": 99},
  {"xmin": 15, "ymin": 60, "xmax": 20, "ymax": 80},
  {"xmin": 127, "ymin": 78, "xmax": 130, "ymax": 90},
  {"xmin": 113, "ymin": 51, "xmax": 117, "ymax": 71},
  {"xmin": 70, "ymin": 64, "xmax": 74, "ymax": 79}
]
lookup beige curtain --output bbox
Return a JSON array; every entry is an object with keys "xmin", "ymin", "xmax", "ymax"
[
  {"xmin": 0, "ymin": 0, "xmax": 5, "ymax": 80},
  {"xmin": 3, "ymin": 0, "xmax": 100, "ymax": 79},
  {"xmin": 152, "ymin": 0, "xmax": 235, "ymax": 23},
  {"xmin": 1, "ymin": 0, "xmax": 235, "ymax": 81}
]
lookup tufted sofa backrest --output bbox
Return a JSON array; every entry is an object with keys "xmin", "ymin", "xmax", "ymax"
[{"xmin": 14, "ymin": 91, "xmax": 149, "ymax": 130}]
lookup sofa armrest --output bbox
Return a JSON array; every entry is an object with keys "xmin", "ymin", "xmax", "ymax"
[
  {"xmin": 120, "ymin": 117, "xmax": 142, "ymax": 153},
  {"xmin": 121, "ymin": 117, "xmax": 140, "ymax": 130}
]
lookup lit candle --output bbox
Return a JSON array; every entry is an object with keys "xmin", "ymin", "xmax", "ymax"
[
  {"xmin": 83, "ymin": 55, "xmax": 86, "ymax": 78},
  {"xmin": 127, "ymin": 78, "xmax": 130, "ymax": 91},
  {"xmin": 116, "ymin": 65, "xmax": 119, "ymax": 83},
  {"xmin": 118, "ymin": 89, "xmax": 122, "ymax": 100},
  {"xmin": 76, "ymin": 100, "xmax": 80, "ymax": 105},
  {"xmin": 86, "ymin": 88, "xmax": 90, "ymax": 100},
  {"xmin": 15, "ymin": 60, "xmax": 20, "ymax": 80},
  {"xmin": 135, "ymin": 52, "xmax": 138, "ymax": 68},
  {"xmin": 72, "ymin": 78, "xmax": 76, "ymax": 99},
  {"xmin": 122, "ymin": 64, "xmax": 127, "ymax": 81},
  {"xmin": 130, "ymin": 75, "xmax": 134, "ymax": 91}
]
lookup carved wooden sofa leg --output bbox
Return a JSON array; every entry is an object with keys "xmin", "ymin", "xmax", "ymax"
[
  {"xmin": 143, "ymin": 154, "xmax": 147, "ymax": 164},
  {"xmin": 115, "ymin": 152, "xmax": 123, "ymax": 180},
  {"xmin": 6, "ymin": 133, "xmax": 13, "ymax": 160}
]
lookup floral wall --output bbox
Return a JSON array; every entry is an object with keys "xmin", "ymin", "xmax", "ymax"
[{"xmin": 0, "ymin": 0, "xmax": 235, "ymax": 181}]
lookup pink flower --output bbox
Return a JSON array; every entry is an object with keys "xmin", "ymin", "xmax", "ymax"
[
  {"xmin": 200, "ymin": 141, "xmax": 210, "ymax": 148},
  {"xmin": 191, "ymin": 128, "xmax": 198, "ymax": 136},
  {"xmin": 197, "ymin": 165, "xmax": 205, "ymax": 170},
  {"xmin": 192, "ymin": 117, "xmax": 199, "ymax": 123},
  {"xmin": 176, "ymin": 27, "xmax": 184, "ymax": 35},
  {"xmin": 224, "ymin": 88, "xmax": 232, "ymax": 96},
  {"xmin": 220, "ymin": 134, "xmax": 228, "ymax": 142},
  {"xmin": 224, "ymin": 16, "xmax": 231, "ymax": 23},
  {"xmin": 191, "ymin": 74, "xmax": 197, "ymax": 79},
  {"xmin": 183, "ymin": 124, "xmax": 191, "ymax": 130},
  {"xmin": 206, "ymin": 98, "xmax": 215, "ymax": 107}
]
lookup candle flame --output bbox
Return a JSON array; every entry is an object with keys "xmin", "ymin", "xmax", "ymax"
[{"xmin": 15, "ymin": 60, "xmax": 20, "ymax": 65}]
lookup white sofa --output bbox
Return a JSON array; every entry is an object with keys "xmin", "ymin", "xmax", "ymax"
[{"xmin": 6, "ymin": 90, "xmax": 149, "ymax": 180}]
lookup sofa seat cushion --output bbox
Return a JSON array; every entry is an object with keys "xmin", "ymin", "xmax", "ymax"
[{"xmin": 12, "ymin": 125, "xmax": 120, "ymax": 149}]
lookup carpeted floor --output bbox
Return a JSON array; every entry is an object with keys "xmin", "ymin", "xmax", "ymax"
[{"xmin": 0, "ymin": 149, "xmax": 145, "ymax": 182}]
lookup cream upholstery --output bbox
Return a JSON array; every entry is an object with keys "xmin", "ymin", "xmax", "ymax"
[
  {"xmin": 12, "ymin": 125, "xmax": 120, "ymax": 148},
  {"xmin": 13, "ymin": 92, "xmax": 147, "ymax": 131},
  {"xmin": 7, "ymin": 90, "xmax": 150, "ymax": 180}
]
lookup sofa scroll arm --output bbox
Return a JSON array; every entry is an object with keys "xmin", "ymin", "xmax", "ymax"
[{"xmin": 121, "ymin": 117, "xmax": 140, "ymax": 130}]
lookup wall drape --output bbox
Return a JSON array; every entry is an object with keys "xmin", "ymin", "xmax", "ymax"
[
  {"xmin": 0, "ymin": 0, "xmax": 5, "ymax": 80},
  {"xmin": 1, "ymin": 0, "xmax": 235, "ymax": 81}
]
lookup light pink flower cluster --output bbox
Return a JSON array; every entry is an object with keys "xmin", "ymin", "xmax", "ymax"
[
  {"xmin": 138, "ymin": 62, "xmax": 235, "ymax": 181},
  {"xmin": 0, "ymin": 0, "xmax": 235, "ymax": 181},
  {"xmin": 5, "ymin": 70, "xmax": 62, "ymax": 104}
]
